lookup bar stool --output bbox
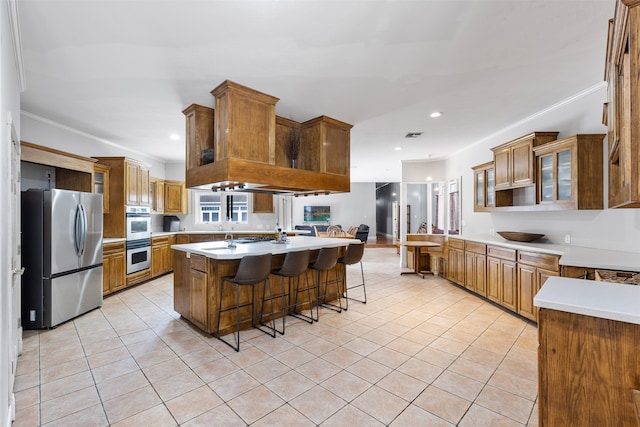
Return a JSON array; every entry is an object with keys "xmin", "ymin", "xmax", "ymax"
[
  {"xmin": 308, "ymin": 246, "xmax": 342, "ymax": 321},
  {"xmin": 270, "ymin": 250, "xmax": 312, "ymax": 335},
  {"xmin": 216, "ymin": 253, "xmax": 275, "ymax": 352},
  {"xmin": 338, "ymin": 242, "xmax": 366, "ymax": 310}
]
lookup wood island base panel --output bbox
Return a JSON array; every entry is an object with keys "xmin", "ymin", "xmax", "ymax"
[{"xmin": 171, "ymin": 236, "xmax": 354, "ymax": 335}]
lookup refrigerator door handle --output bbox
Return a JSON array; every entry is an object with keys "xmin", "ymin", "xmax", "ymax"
[
  {"xmin": 74, "ymin": 204, "xmax": 85, "ymax": 256},
  {"xmin": 79, "ymin": 203, "xmax": 87, "ymax": 256}
]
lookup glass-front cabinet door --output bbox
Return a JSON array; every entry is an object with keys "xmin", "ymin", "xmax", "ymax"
[
  {"xmin": 486, "ymin": 169, "xmax": 495, "ymax": 207},
  {"xmin": 539, "ymin": 154, "xmax": 553, "ymax": 202},
  {"xmin": 556, "ymin": 149, "xmax": 572, "ymax": 201},
  {"xmin": 536, "ymin": 142, "xmax": 574, "ymax": 206},
  {"xmin": 472, "ymin": 161, "xmax": 495, "ymax": 212},
  {"xmin": 475, "ymin": 171, "xmax": 484, "ymax": 207}
]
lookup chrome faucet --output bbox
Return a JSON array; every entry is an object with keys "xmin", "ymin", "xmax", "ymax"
[{"xmin": 225, "ymin": 233, "xmax": 236, "ymax": 248}]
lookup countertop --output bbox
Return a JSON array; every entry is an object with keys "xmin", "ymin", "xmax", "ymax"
[
  {"xmin": 103, "ymin": 237, "xmax": 126, "ymax": 244},
  {"xmin": 452, "ymin": 235, "xmax": 640, "ymax": 272},
  {"xmin": 151, "ymin": 229, "xmax": 308, "ymax": 238},
  {"xmin": 534, "ymin": 276, "xmax": 640, "ymax": 325},
  {"xmin": 171, "ymin": 236, "xmax": 355, "ymax": 260}
]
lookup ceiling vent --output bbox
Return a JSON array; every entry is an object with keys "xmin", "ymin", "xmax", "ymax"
[{"xmin": 405, "ymin": 132, "xmax": 423, "ymax": 138}]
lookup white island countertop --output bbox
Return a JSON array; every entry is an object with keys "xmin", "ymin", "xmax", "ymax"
[
  {"xmin": 171, "ymin": 236, "xmax": 355, "ymax": 260},
  {"xmin": 534, "ymin": 276, "xmax": 640, "ymax": 325}
]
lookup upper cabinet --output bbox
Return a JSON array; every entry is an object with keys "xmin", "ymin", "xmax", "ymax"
[
  {"xmin": 605, "ymin": 0, "xmax": 640, "ymax": 208},
  {"xmin": 94, "ymin": 157, "xmax": 151, "ymax": 238},
  {"xmin": 150, "ymin": 177, "xmax": 165, "ymax": 213},
  {"xmin": 20, "ymin": 141, "xmax": 95, "ymax": 193},
  {"xmin": 252, "ymin": 193, "xmax": 274, "ymax": 214},
  {"xmin": 472, "ymin": 161, "xmax": 495, "ymax": 212},
  {"xmin": 491, "ymin": 132, "xmax": 559, "ymax": 190},
  {"xmin": 164, "ymin": 180, "xmax": 187, "ymax": 214},
  {"xmin": 473, "ymin": 132, "xmax": 604, "ymax": 212},
  {"xmin": 124, "ymin": 160, "xmax": 150, "ymax": 206},
  {"xmin": 534, "ymin": 134, "xmax": 604, "ymax": 210},
  {"xmin": 93, "ymin": 163, "xmax": 110, "ymax": 214},
  {"xmin": 151, "ymin": 178, "xmax": 188, "ymax": 214}
]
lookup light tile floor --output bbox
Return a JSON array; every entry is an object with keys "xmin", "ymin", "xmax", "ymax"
[{"xmin": 13, "ymin": 248, "xmax": 539, "ymax": 426}]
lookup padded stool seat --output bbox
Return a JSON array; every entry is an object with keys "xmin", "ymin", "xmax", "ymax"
[{"xmin": 216, "ymin": 253, "xmax": 276, "ymax": 352}]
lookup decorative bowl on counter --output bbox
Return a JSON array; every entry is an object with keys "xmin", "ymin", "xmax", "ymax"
[{"xmin": 497, "ymin": 231, "xmax": 545, "ymax": 242}]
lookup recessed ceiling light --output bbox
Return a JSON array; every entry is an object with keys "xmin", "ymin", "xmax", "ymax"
[
  {"xmin": 405, "ymin": 132, "xmax": 423, "ymax": 138},
  {"xmin": 170, "ymin": 133, "xmax": 180, "ymax": 140},
  {"xmin": 394, "ymin": 146, "xmax": 402, "ymax": 151},
  {"xmin": 430, "ymin": 112, "xmax": 442, "ymax": 118}
]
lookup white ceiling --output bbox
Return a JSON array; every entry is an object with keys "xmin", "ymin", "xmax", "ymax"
[{"xmin": 17, "ymin": 0, "xmax": 614, "ymax": 182}]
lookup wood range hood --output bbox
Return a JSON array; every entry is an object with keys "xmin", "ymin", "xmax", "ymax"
[{"xmin": 184, "ymin": 80, "xmax": 352, "ymax": 196}]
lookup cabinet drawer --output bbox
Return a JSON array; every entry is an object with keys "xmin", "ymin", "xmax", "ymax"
[
  {"xmin": 487, "ymin": 245, "xmax": 516, "ymax": 261},
  {"xmin": 190, "ymin": 254, "xmax": 208, "ymax": 272},
  {"xmin": 465, "ymin": 241, "xmax": 486, "ymax": 254},
  {"xmin": 104, "ymin": 241, "xmax": 126, "ymax": 256},
  {"xmin": 152, "ymin": 236, "xmax": 169, "ymax": 246},
  {"xmin": 448, "ymin": 238, "xmax": 465, "ymax": 250},
  {"xmin": 518, "ymin": 251, "xmax": 560, "ymax": 272}
]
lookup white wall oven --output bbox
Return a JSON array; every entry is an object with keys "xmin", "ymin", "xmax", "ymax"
[
  {"xmin": 126, "ymin": 238, "xmax": 150, "ymax": 274},
  {"xmin": 125, "ymin": 206, "xmax": 151, "ymax": 274}
]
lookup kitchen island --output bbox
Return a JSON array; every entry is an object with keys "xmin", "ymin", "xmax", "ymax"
[
  {"xmin": 171, "ymin": 236, "xmax": 355, "ymax": 334},
  {"xmin": 534, "ymin": 277, "xmax": 640, "ymax": 426}
]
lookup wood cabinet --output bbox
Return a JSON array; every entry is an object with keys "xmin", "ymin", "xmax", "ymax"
[
  {"xmin": 165, "ymin": 180, "xmax": 187, "ymax": 214},
  {"xmin": 464, "ymin": 241, "xmax": 486, "ymax": 295},
  {"xmin": 125, "ymin": 160, "xmax": 150, "ymax": 206},
  {"xmin": 605, "ymin": 0, "xmax": 640, "ymax": 208},
  {"xmin": 94, "ymin": 157, "xmax": 151, "ymax": 237},
  {"xmin": 20, "ymin": 141, "xmax": 95, "ymax": 192},
  {"xmin": 538, "ymin": 308, "xmax": 640, "ymax": 426},
  {"xmin": 103, "ymin": 241, "xmax": 126, "ymax": 295},
  {"xmin": 472, "ymin": 162, "xmax": 495, "ymax": 212},
  {"xmin": 150, "ymin": 177, "xmax": 165, "ymax": 213},
  {"xmin": 93, "ymin": 163, "xmax": 110, "ymax": 214},
  {"xmin": 447, "ymin": 238, "xmax": 465, "ymax": 285},
  {"xmin": 492, "ymin": 132, "xmax": 559, "ymax": 190},
  {"xmin": 151, "ymin": 236, "xmax": 173, "ymax": 278},
  {"xmin": 151, "ymin": 178, "xmax": 187, "ymax": 214},
  {"xmin": 534, "ymin": 134, "xmax": 604, "ymax": 210},
  {"xmin": 184, "ymin": 81, "xmax": 351, "ymax": 194},
  {"xmin": 486, "ymin": 245, "xmax": 518, "ymax": 311},
  {"xmin": 252, "ymin": 193, "xmax": 274, "ymax": 213},
  {"xmin": 517, "ymin": 251, "xmax": 559, "ymax": 322}
]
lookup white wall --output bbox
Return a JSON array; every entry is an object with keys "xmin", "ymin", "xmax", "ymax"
[
  {"xmin": 1, "ymin": 0, "xmax": 23, "ymax": 423},
  {"xmin": 290, "ymin": 182, "xmax": 376, "ymax": 241},
  {"xmin": 444, "ymin": 83, "xmax": 640, "ymax": 254},
  {"xmin": 20, "ymin": 113, "xmax": 167, "ymax": 177}
]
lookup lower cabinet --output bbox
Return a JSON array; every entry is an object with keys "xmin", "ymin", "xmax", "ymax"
[
  {"xmin": 447, "ymin": 238, "xmax": 465, "ymax": 285},
  {"xmin": 486, "ymin": 248, "xmax": 518, "ymax": 311},
  {"xmin": 103, "ymin": 241, "xmax": 126, "ymax": 296},
  {"xmin": 173, "ymin": 250, "xmax": 212, "ymax": 332},
  {"xmin": 151, "ymin": 235, "xmax": 176, "ymax": 278},
  {"xmin": 464, "ymin": 241, "xmax": 486, "ymax": 296},
  {"xmin": 189, "ymin": 254, "xmax": 210, "ymax": 331},
  {"xmin": 517, "ymin": 251, "xmax": 560, "ymax": 322}
]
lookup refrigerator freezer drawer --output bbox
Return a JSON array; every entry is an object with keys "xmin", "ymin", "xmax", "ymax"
[
  {"xmin": 29, "ymin": 266, "xmax": 104, "ymax": 329},
  {"xmin": 50, "ymin": 266, "xmax": 103, "ymax": 328}
]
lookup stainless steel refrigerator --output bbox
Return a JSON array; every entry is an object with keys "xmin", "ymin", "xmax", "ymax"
[{"xmin": 21, "ymin": 189, "xmax": 103, "ymax": 329}]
